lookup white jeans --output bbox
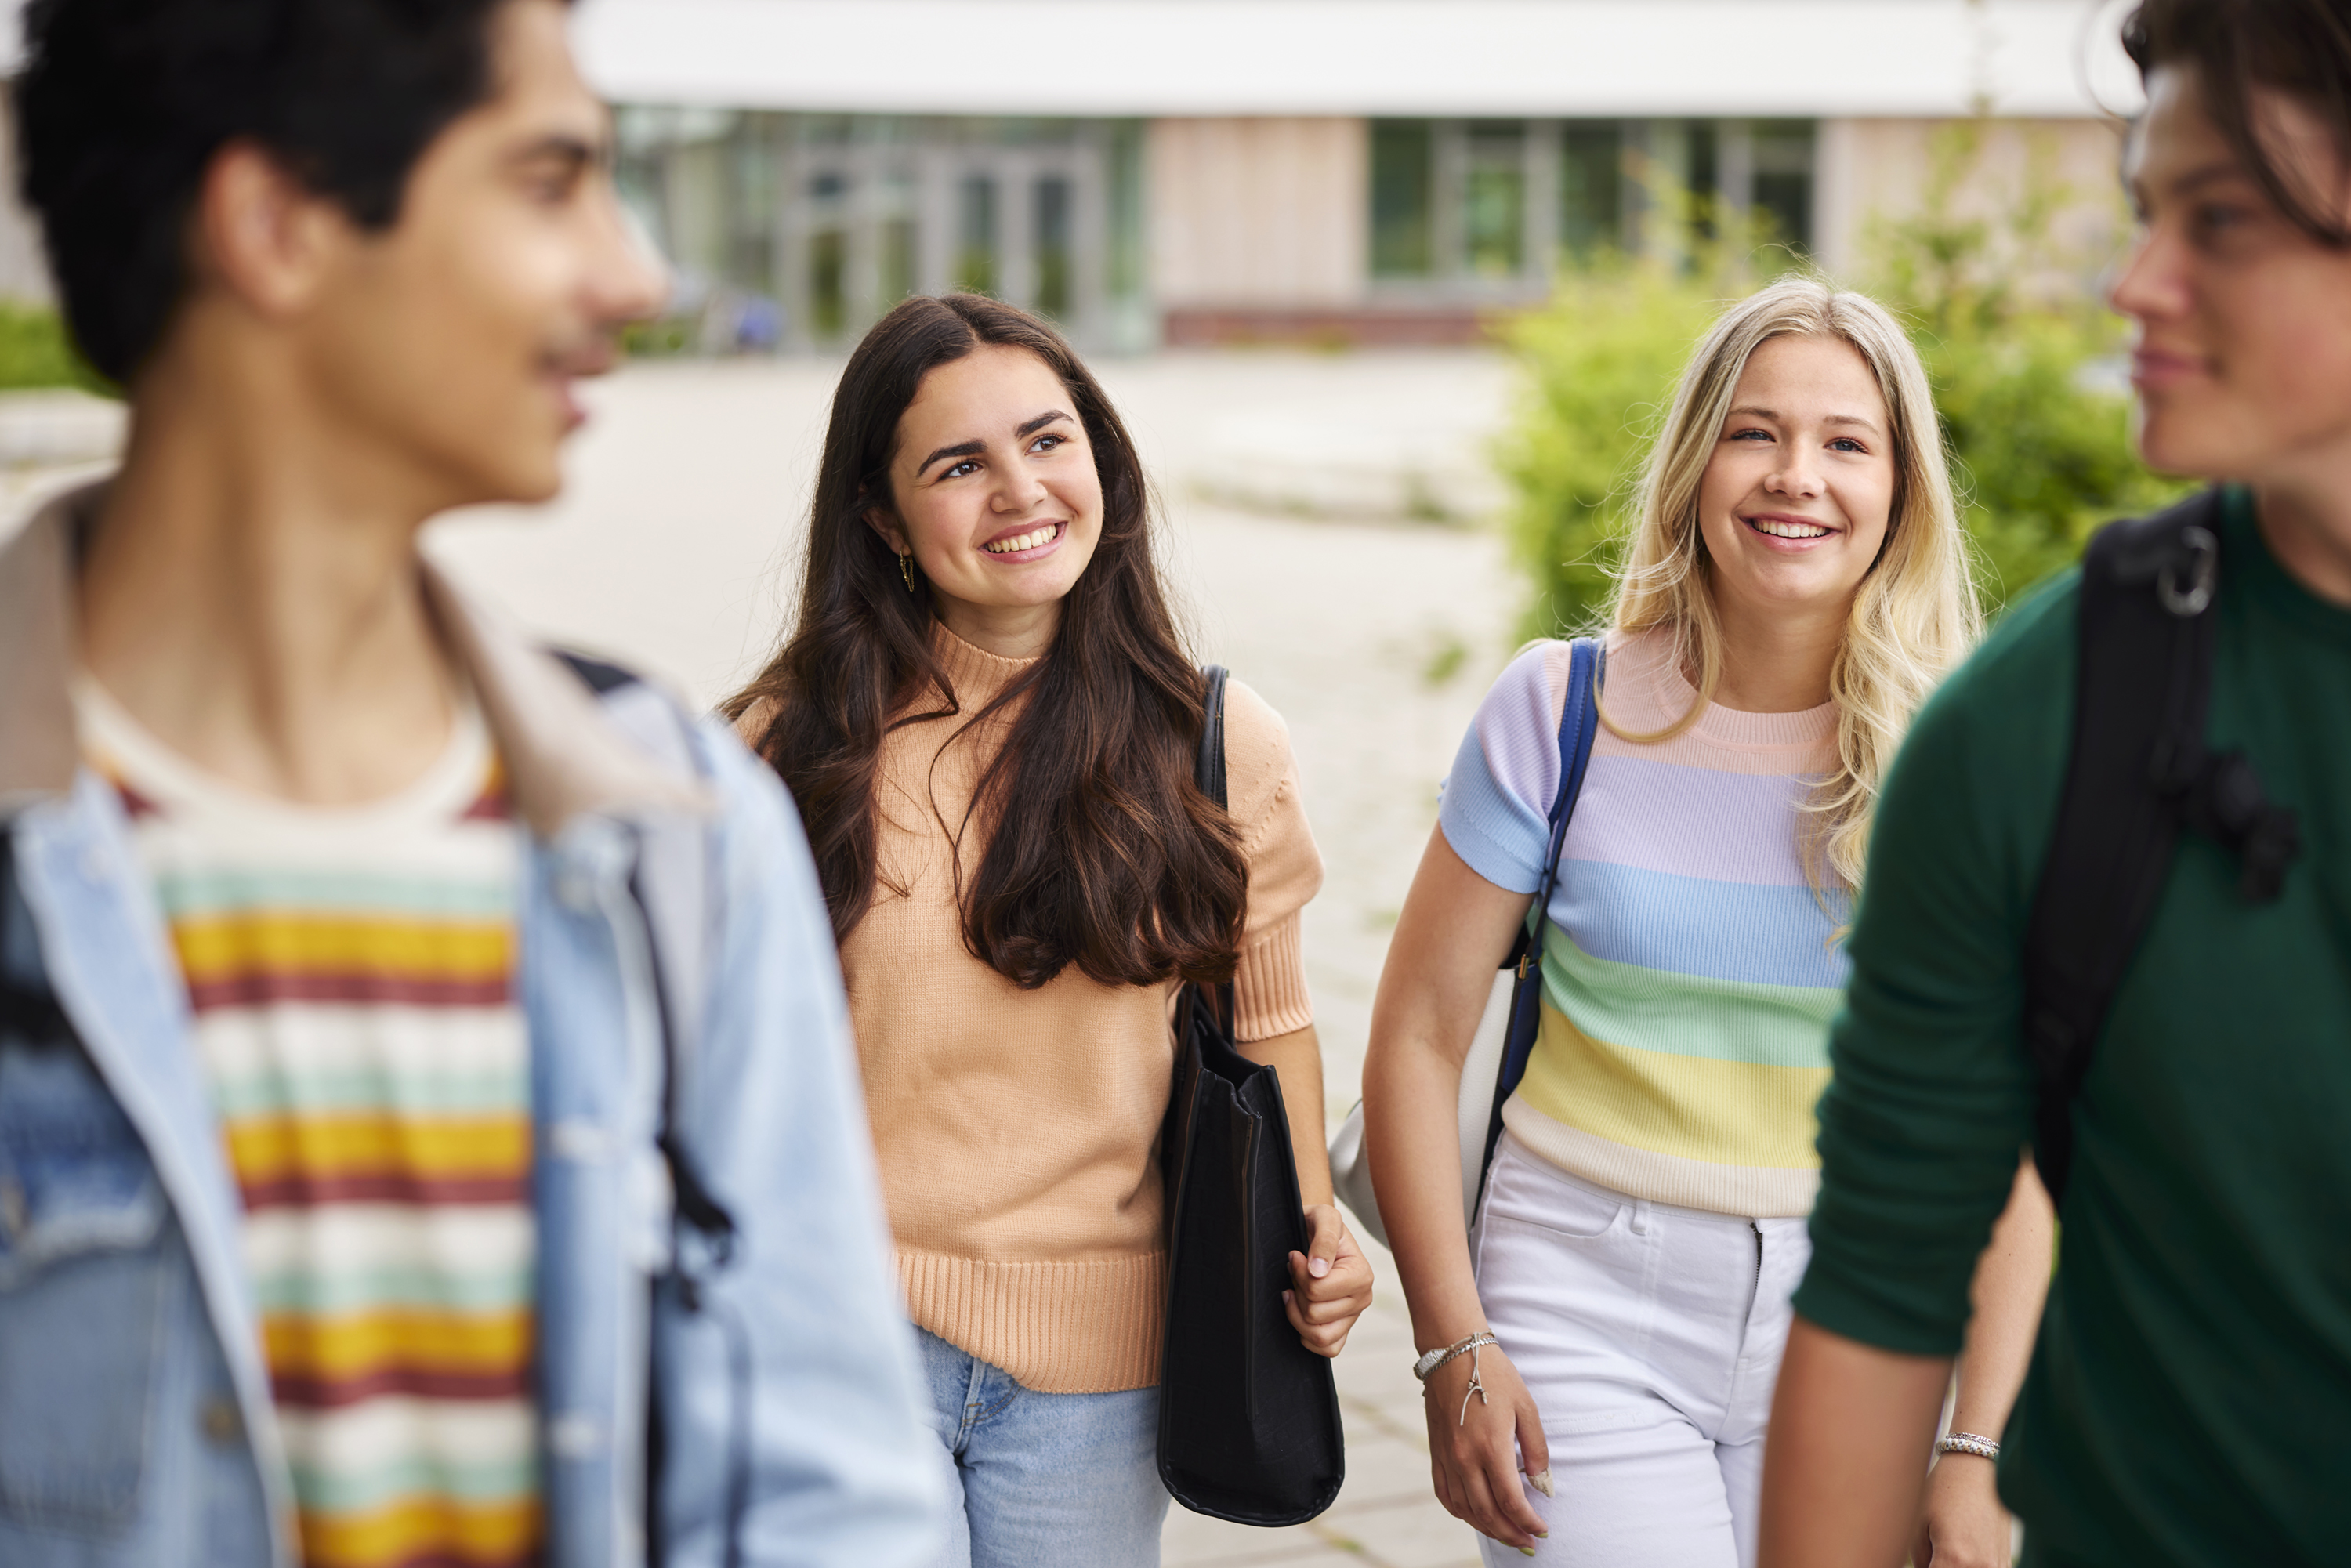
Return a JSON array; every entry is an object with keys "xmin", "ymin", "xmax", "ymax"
[{"xmin": 1470, "ymin": 1134, "xmax": 1811, "ymax": 1568}]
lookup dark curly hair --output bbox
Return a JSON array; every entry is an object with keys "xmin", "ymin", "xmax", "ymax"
[
  {"xmin": 726, "ymin": 295, "xmax": 1250, "ymax": 992},
  {"xmin": 14, "ymin": 0, "xmax": 547, "ymax": 382}
]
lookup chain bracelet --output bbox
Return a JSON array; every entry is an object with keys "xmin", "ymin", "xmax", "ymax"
[
  {"xmin": 1411, "ymin": 1331, "xmax": 1498, "ymax": 1384},
  {"xmin": 1936, "ymin": 1432, "xmax": 2001, "ymax": 1461},
  {"xmin": 1411, "ymin": 1331, "xmax": 1501, "ymax": 1425},
  {"xmin": 1457, "ymin": 1339, "xmax": 1491, "ymax": 1426}
]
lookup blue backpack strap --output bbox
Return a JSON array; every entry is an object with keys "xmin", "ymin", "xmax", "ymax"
[
  {"xmin": 548, "ymin": 649, "xmax": 744, "ymax": 1568},
  {"xmin": 1479, "ymin": 636, "xmax": 1605, "ymax": 1186}
]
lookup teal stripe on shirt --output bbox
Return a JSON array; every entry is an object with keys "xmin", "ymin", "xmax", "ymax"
[
  {"xmin": 149, "ymin": 866, "xmax": 514, "ymax": 918},
  {"xmin": 1541, "ymin": 925, "xmax": 1840, "ymax": 1069},
  {"xmin": 290, "ymin": 1453, "xmax": 538, "ymax": 1513},
  {"xmin": 251, "ymin": 1264, "xmax": 534, "ymax": 1316},
  {"xmin": 208, "ymin": 1066, "xmax": 528, "ymax": 1119}
]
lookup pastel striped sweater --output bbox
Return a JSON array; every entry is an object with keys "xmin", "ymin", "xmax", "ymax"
[
  {"xmin": 1439, "ymin": 631, "xmax": 1846, "ymax": 1216},
  {"xmin": 78, "ymin": 679, "xmax": 538, "ymax": 1568}
]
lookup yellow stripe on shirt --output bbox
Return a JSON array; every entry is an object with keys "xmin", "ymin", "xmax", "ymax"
[
  {"xmin": 221, "ymin": 1113, "xmax": 529, "ymax": 1185},
  {"xmin": 1514, "ymin": 999, "xmax": 1831, "ymax": 1170},
  {"xmin": 169, "ymin": 913, "xmax": 513, "ymax": 987},
  {"xmin": 299, "ymin": 1492, "xmax": 541, "ymax": 1568},
  {"xmin": 263, "ymin": 1306, "xmax": 534, "ymax": 1385}
]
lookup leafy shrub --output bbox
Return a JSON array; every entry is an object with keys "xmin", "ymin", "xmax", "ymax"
[
  {"xmin": 1498, "ymin": 125, "xmax": 2188, "ymax": 636},
  {"xmin": 1877, "ymin": 125, "xmax": 2189, "ymax": 602},
  {"xmin": 1494, "ymin": 259, "xmax": 1725, "ymax": 635},
  {"xmin": 0, "ymin": 302, "xmax": 107, "ymax": 394}
]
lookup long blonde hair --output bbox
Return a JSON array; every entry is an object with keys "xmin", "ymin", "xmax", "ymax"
[{"xmin": 1608, "ymin": 276, "xmax": 1982, "ymax": 891}]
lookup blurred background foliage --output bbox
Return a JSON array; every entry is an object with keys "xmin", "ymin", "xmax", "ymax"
[
  {"xmin": 0, "ymin": 301, "xmax": 110, "ymax": 394},
  {"xmin": 1498, "ymin": 124, "xmax": 2188, "ymax": 637}
]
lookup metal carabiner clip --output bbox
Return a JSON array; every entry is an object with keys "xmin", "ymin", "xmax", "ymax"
[{"xmin": 2158, "ymin": 524, "xmax": 2219, "ymax": 617}]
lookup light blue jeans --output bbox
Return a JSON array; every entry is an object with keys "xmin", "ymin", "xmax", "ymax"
[{"xmin": 916, "ymin": 1328, "xmax": 1169, "ymax": 1568}]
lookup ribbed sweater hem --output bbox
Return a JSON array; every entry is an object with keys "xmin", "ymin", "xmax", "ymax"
[{"xmin": 900, "ymin": 1246, "xmax": 1168, "ymax": 1394}]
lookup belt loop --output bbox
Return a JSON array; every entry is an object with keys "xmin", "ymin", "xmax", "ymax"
[
  {"xmin": 960, "ymin": 1349, "xmax": 988, "ymax": 1441},
  {"xmin": 1629, "ymin": 1199, "xmax": 1650, "ymax": 1237}
]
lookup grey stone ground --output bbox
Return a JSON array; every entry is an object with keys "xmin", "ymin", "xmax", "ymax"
[{"xmin": 2, "ymin": 350, "xmax": 1530, "ymax": 1565}]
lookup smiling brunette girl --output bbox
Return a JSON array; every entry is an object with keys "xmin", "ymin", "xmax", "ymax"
[
  {"xmin": 1363, "ymin": 278, "xmax": 2036, "ymax": 1566},
  {"xmin": 726, "ymin": 294, "xmax": 1371, "ymax": 1567}
]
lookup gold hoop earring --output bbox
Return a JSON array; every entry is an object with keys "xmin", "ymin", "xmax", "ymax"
[{"xmin": 899, "ymin": 551, "xmax": 914, "ymax": 593}]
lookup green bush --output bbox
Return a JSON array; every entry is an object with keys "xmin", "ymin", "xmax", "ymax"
[
  {"xmin": 1498, "ymin": 126, "xmax": 2188, "ymax": 636},
  {"xmin": 1876, "ymin": 125, "xmax": 2190, "ymax": 603},
  {"xmin": 0, "ymin": 302, "xmax": 107, "ymax": 394},
  {"xmin": 1494, "ymin": 259, "xmax": 1726, "ymax": 635}
]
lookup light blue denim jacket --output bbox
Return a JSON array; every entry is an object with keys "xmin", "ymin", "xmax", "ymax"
[{"xmin": 0, "ymin": 486, "xmax": 945, "ymax": 1567}]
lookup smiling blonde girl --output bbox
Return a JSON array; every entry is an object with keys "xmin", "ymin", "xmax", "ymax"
[{"xmin": 1363, "ymin": 277, "xmax": 2041, "ymax": 1567}]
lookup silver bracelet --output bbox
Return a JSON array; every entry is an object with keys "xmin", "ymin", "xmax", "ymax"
[
  {"xmin": 1413, "ymin": 1332, "xmax": 1502, "ymax": 1426},
  {"xmin": 1936, "ymin": 1432, "xmax": 2001, "ymax": 1461},
  {"xmin": 1412, "ymin": 1331, "xmax": 1498, "ymax": 1384}
]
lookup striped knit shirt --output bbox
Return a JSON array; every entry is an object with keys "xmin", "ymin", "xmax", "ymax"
[
  {"xmin": 1439, "ymin": 631, "xmax": 1846, "ymax": 1217},
  {"xmin": 75, "ymin": 678, "xmax": 539, "ymax": 1568}
]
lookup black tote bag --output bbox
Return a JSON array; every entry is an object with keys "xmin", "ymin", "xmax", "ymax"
[{"xmin": 1157, "ymin": 664, "xmax": 1346, "ymax": 1526}]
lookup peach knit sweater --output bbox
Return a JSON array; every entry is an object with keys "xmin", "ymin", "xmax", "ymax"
[{"xmin": 840, "ymin": 626, "xmax": 1323, "ymax": 1393}]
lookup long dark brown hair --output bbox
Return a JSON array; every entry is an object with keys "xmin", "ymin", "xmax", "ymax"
[
  {"xmin": 725, "ymin": 294, "xmax": 1248, "ymax": 990},
  {"xmin": 2126, "ymin": 0, "xmax": 2351, "ymax": 245}
]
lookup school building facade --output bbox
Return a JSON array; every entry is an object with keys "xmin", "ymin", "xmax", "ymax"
[
  {"xmin": 0, "ymin": 0, "xmax": 2145, "ymax": 351},
  {"xmin": 581, "ymin": 0, "xmax": 2142, "ymax": 353}
]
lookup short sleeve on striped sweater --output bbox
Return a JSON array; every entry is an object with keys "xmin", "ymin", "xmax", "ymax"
[{"xmin": 1440, "ymin": 642, "xmax": 1570, "ymax": 896}]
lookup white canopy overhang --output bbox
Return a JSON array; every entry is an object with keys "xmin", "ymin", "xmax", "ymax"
[{"xmin": 573, "ymin": 0, "xmax": 2147, "ymax": 121}]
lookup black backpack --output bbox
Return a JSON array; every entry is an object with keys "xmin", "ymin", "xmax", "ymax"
[{"xmin": 2023, "ymin": 490, "xmax": 2302, "ymax": 1203}]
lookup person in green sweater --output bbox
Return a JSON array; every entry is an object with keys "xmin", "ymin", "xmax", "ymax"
[{"xmin": 1759, "ymin": 3, "xmax": 2351, "ymax": 1566}]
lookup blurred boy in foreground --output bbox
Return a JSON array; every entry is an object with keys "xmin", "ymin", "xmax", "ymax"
[
  {"xmin": 1763, "ymin": 2, "xmax": 2351, "ymax": 1564},
  {"xmin": 0, "ymin": 2, "xmax": 940, "ymax": 1563}
]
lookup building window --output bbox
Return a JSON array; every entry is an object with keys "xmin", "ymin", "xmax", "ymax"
[
  {"xmin": 1371, "ymin": 120, "xmax": 1436, "ymax": 279},
  {"xmin": 1034, "ymin": 176, "xmax": 1072, "ymax": 320},
  {"xmin": 1105, "ymin": 120, "xmax": 1148, "ymax": 349},
  {"xmin": 1462, "ymin": 121, "xmax": 1527, "ymax": 277},
  {"xmin": 615, "ymin": 111, "xmax": 1143, "ymax": 352},
  {"xmin": 956, "ymin": 175, "xmax": 998, "ymax": 296},
  {"xmin": 1751, "ymin": 121, "xmax": 1816, "ymax": 253},
  {"xmin": 806, "ymin": 171, "xmax": 848, "ymax": 339},
  {"xmin": 1655, "ymin": 119, "xmax": 1817, "ymax": 257},
  {"xmin": 879, "ymin": 172, "xmax": 918, "ymax": 305},
  {"xmin": 1367, "ymin": 118, "xmax": 1813, "ymax": 289},
  {"xmin": 1559, "ymin": 122, "xmax": 1624, "ymax": 259}
]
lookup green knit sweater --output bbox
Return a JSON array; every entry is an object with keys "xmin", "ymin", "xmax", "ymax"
[{"xmin": 1794, "ymin": 487, "xmax": 2351, "ymax": 1566}]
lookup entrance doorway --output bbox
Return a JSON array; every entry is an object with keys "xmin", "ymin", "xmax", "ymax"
[{"xmin": 620, "ymin": 110, "xmax": 1146, "ymax": 353}]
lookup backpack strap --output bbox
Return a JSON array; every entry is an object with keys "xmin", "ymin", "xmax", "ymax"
[
  {"xmin": 549, "ymin": 651, "xmax": 732, "ymax": 1241},
  {"xmin": 0, "ymin": 832, "xmax": 74, "ymax": 1048},
  {"xmin": 548, "ymin": 650, "xmax": 744, "ymax": 1568},
  {"xmin": 2022, "ymin": 491, "xmax": 2300, "ymax": 1204},
  {"xmin": 1480, "ymin": 636, "xmax": 1606, "ymax": 1186}
]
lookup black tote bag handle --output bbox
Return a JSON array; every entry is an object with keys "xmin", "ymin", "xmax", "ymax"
[{"xmin": 1157, "ymin": 665, "xmax": 1346, "ymax": 1526}]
